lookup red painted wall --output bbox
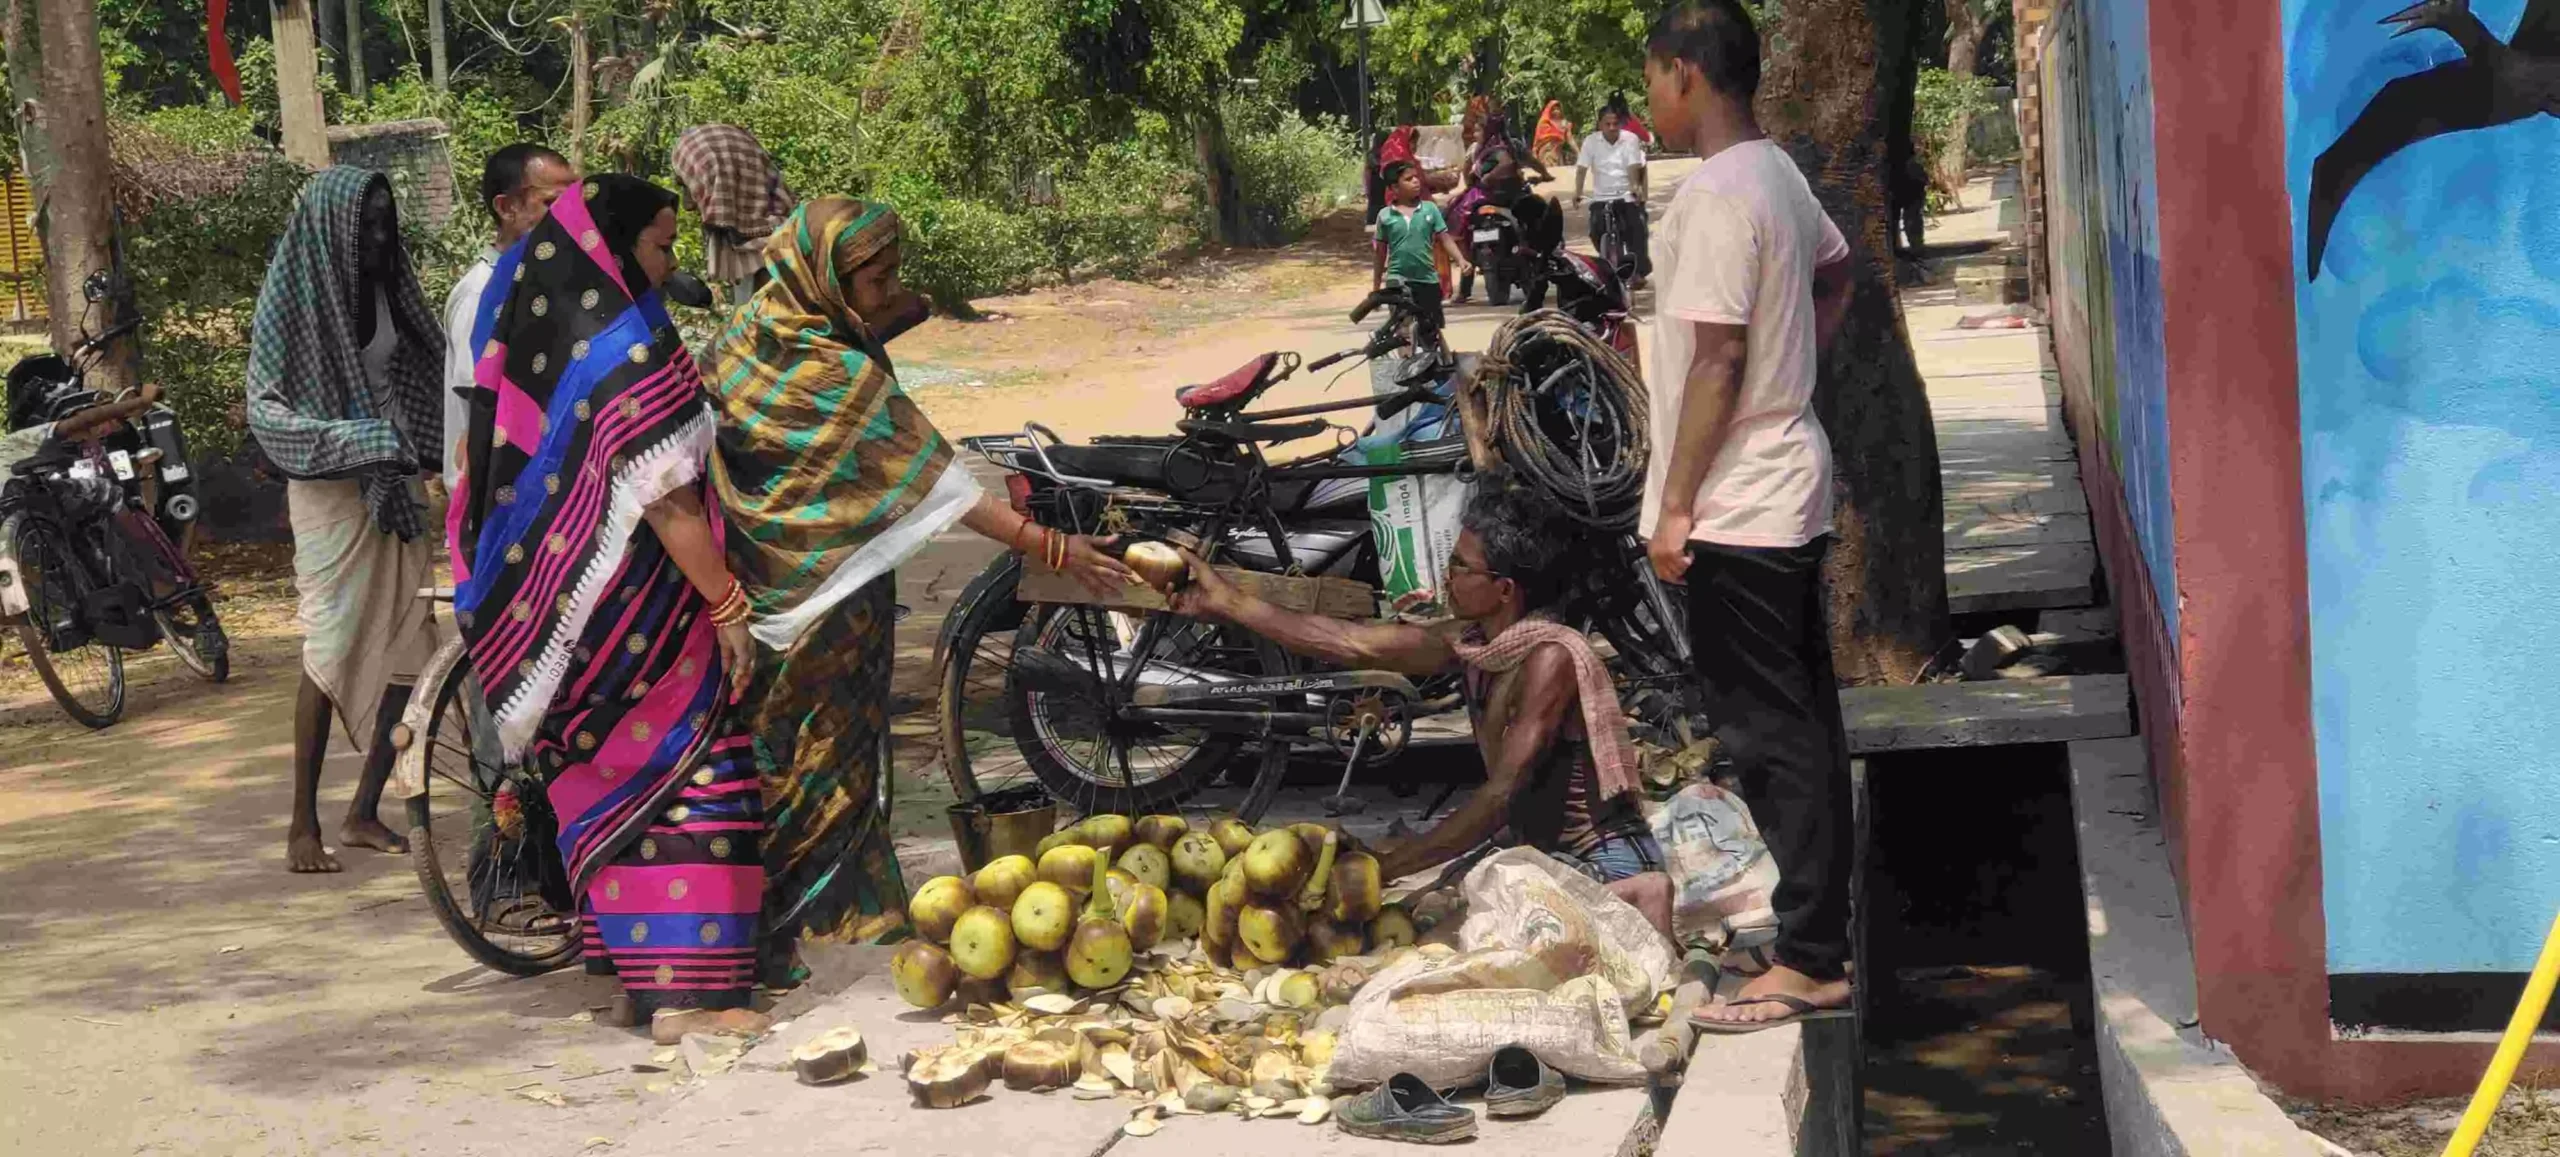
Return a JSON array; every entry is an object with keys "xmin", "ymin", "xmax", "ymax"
[{"xmin": 2108, "ymin": 0, "xmax": 2560, "ymax": 1101}]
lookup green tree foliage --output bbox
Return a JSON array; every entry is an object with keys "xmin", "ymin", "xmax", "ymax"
[
  {"xmin": 60, "ymin": 0, "xmax": 1362, "ymax": 455},
  {"xmin": 1363, "ymin": 0, "xmax": 1653, "ymax": 129}
]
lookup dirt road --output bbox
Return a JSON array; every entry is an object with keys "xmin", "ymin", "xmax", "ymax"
[{"xmin": 0, "ymin": 171, "xmax": 1679, "ymax": 1156}]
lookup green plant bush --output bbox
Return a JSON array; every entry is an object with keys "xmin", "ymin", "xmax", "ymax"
[
  {"xmin": 1914, "ymin": 67, "xmax": 1998, "ymax": 173},
  {"xmin": 897, "ymin": 196, "xmax": 1044, "ymax": 307},
  {"xmin": 1223, "ymin": 96, "xmax": 1357, "ymax": 245}
]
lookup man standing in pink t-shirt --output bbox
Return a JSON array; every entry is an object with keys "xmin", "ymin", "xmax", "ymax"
[{"xmin": 1640, "ymin": 0, "xmax": 1857, "ymax": 1032}]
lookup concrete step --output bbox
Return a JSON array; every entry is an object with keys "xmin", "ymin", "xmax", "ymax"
[
  {"xmin": 1948, "ymin": 540, "xmax": 2098, "ymax": 615},
  {"xmin": 1840, "ymin": 674, "xmax": 2132, "ymax": 754}
]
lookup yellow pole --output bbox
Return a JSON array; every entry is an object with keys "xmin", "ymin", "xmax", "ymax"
[{"xmin": 2442, "ymin": 906, "xmax": 2560, "ymax": 1157}]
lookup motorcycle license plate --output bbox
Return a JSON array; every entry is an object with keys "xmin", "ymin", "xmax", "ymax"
[
  {"xmin": 108, "ymin": 450, "xmax": 135, "ymax": 480},
  {"xmin": 1472, "ymin": 228, "xmax": 1501, "ymax": 243},
  {"xmin": 68, "ymin": 460, "xmax": 96, "ymax": 481}
]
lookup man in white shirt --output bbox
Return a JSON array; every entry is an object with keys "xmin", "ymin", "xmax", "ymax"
[
  {"xmin": 440, "ymin": 143, "xmax": 575, "ymax": 503},
  {"xmin": 1639, "ymin": 0, "xmax": 1857, "ymax": 1032},
  {"xmin": 1573, "ymin": 102, "xmax": 1652, "ymax": 285}
]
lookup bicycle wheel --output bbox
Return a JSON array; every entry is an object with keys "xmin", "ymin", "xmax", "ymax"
[
  {"xmin": 937, "ymin": 559, "xmax": 1293, "ymax": 821},
  {"xmin": 1010, "ymin": 602, "xmax": 1294, "ymax": 819},
  {"xmin": 403, "ymin": 639, "xmax": 580, "ymax": 976},
  {"xmin": 13, "ymin": 517, "xmax": 124, "ymax": 728},
  {"xmin": 154, "ymin": 592, "xmax": 229, "ymax": 683}
]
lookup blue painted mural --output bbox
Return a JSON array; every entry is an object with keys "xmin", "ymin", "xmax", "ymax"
[
  {"xmin": 2286, "ymin": 0, "xmax": 2560, "ymax": 980},
  {"xmin": 2041, "ymin": 0, "xmax": 2175, "ymax": 634}
]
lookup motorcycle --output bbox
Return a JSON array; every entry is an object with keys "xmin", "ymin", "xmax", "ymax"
[{"xmin": 1464, "ymin": 199, "xmax": 1534, "ymax": 307}]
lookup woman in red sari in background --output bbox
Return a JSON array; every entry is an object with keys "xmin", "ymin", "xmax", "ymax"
[
  {"xmin": 1532, "ymin": 100, "xmax": 1573, "ymax": 169},
  {"xmin": 450, "ymin": 174, "xmax": 767, "ymax": 1043}
]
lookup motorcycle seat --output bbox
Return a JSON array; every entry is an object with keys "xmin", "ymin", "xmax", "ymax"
[
  {"xmin": 1175, "ymin": 352, "xmax": 1282, "ymax": 411},
  {"xmin": 1043, "ymin": 440, "xmax": 1184, "ymax": 489},
  {"xmin": 1176, "ymin": 416, "xmax": 1329, "ymax": 445}
]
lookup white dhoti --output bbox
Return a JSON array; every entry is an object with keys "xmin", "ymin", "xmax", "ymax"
[{"xmin": 287, "ymin": 478, "xmax": 439, "ymax": 753}]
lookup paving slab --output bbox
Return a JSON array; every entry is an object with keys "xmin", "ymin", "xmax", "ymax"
[
  {"xmin": 1947, "ymin": 540, "xmax": 2098, "ymax": 614},
  {"xmin": 593, "ymin": 959, "xmax": 1144, "ymax": 1157},
  {"xmin": 1152, "ymin": 1082, "xmax": 1649, "ymax": 1157},
  {"xmin": 1946, "ymin": 508, "xmax": 2093, "ymax": 552},
  {"xmin": 1657, "ymin": 1026, "xmax": 1801, "ymax": 1154},
  {"xmin": 1839, "ymin": 674, "xmax": 2131, "ymax": 754},
  {"xmin": 2069, "ymin": 738, "xmax": 2330, "ymax": 1157}
]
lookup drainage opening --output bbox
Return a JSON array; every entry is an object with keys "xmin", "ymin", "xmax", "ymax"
[{"xmin": 1860, "ymin": 741, "xmax": 2108, "ymax": 1155}]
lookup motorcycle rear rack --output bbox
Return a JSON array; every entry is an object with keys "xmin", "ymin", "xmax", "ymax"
[{"xmin": 963, "ymin": 423, "xmax": 1117, "ymax": 491}]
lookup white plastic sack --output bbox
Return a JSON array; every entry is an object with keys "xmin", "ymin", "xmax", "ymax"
[
  {"xmin": 1329, "ymin": 848, "xmax": 1675, "ymax": 1088},
  {"xmin": 1647, "ymin": 782, "xmax": 1781, "ymax": 940},
  {"xmin": 1361, "ymin": 354, "xmax": 1466, "ymax": 617}
]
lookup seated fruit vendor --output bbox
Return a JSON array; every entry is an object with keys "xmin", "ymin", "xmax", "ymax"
[{"xmin": 1172, "ymin": 473, "xmax": 1674, "ymax": 942}]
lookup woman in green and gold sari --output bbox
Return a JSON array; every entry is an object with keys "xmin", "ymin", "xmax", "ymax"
[{"xmin": 707, "ymin": 198, "xmax": 1134, "ymax": 985}]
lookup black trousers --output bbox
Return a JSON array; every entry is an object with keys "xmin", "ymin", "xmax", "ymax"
[
  {"xmin": 1684, "ymin": 537, "xmax": 1853, "ymax": 980},
  {"xmin": 1588, "ymin": 198, "xmax": 1652, "ymax": 279},
  {"xmin": 1390, "ymin": 278, "xmax": 1447, "ymax": 350}
]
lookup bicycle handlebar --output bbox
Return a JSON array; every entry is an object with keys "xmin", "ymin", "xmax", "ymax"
[
  {"xmin": 73, "ymin": 316, "xmax": 142, "ymax": 359},
  {"xmin": 1308, "ymin": 349, "xmax": 1355, "ymax": 372}
]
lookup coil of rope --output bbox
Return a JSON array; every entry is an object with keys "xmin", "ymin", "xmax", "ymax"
[{"xmin": 1456, "ymin": 308, "xmax": 1651, "ymax": 529}]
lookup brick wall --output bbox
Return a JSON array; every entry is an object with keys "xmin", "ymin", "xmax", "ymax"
[
  {"xmin": 325, "ymin": 118, "xmax": 456, "ymax": 230},
  {"xmin": 2012, "ymin": 0, "xmax": 2052, "ymax": 311}
]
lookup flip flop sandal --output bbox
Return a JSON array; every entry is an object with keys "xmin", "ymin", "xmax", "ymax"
[
  {"xmin": 1719, "ymin": 943, "xmax": 1775, "ymax": 978},
  {"xmin": 1690, "ymin": 993, "xmax": 1854, "ymax": 1035},
  {"xmin": 1334, "ymin": 1073, "xmax": 1480, "ymax": 1144}
]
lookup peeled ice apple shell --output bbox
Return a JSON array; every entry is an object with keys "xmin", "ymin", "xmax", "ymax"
[
  {"xmin": 1001, "ymin": 1039, "xmax": 1079, "ymax": 1091},
  {"xmin": 908, "ymin": 1049, "xmax": 994, "ymax": 1108},
  {"xmin": 792, "ymin": 1026, "xmax": 869, "ymax": 1085}
]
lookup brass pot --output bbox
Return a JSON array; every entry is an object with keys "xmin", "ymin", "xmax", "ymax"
[{"xmin": 946, "ymin": 786, "xmax": 1059, "ymax": 873}]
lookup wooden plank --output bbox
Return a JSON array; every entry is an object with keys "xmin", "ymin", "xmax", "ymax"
[
  {"xmin": 1839, "ymin": 674, "xmax": 2132, "ymax": 754},
  {"xmin": 1015, "ymin": 565, "xmax": 1373, "ymax": 619},
  {"xmin": 1946, "ymin": 540, "xmax": 2097, "ymax": 614}
]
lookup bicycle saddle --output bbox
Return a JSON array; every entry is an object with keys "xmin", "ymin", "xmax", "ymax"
[{"xmin": 1175, "ymin": 352, "xmax": 1283, "ymax": 412}]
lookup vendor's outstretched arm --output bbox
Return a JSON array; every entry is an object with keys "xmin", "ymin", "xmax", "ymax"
[
  {"xmin": 1374, "ymin": 644, "xmax": 1575, "ymax": 881},
  {"xmin": 1169, "ymin": 550, "xmax": 1457, "ymax": 678}
]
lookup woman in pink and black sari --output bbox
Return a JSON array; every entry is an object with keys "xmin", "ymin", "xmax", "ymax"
[{"xmin": 449, "ymin": 174, "xmax": 767, "ymax": 1039}]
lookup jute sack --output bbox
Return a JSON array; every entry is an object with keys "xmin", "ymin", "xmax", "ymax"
[{"xmin": 1329, "ymin": 848, "xmax": 1674, "ymax": 1088}]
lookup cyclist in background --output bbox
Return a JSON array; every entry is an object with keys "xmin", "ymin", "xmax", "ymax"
[{"xmin": 1575, "ymin": 100, "xmax": 1653, "ymax": 287}]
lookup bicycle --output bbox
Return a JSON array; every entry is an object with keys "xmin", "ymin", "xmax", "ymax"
[
  {"xmin": 2, "ymin": 310, "xmax": 228, "ymax": 726},
  {"xmin": 389, "ymin": 590, "xmax": 583, "ymax": 975},
  {"xmin": 934, "ymin": 286, "xmax": 1699, "ymax": 824}
]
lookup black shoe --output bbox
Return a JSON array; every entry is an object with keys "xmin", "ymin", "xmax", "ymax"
[{"xmin": 1484, "ymin": 1045, "xmax": 1566, "ymax": 1119}]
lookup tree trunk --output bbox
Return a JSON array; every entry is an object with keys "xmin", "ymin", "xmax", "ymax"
[
  {"xmin": 1192, "ymin": 104, "xmax": 1242, "ymax": 246},
  {"xmin": 29, "ymin": 0, "xmax": 135, "ymax": 393},
  {"xmin": 341, "ymin": 0, "xmax": 365, "ymax": 99},
  {"xmin": 313, "ymin": 0, "xmax": 337, "ymax": 87},
  {"xmin": 567, "ymin": 17, "xmax": 590, "ymax": 170},
  {"xmin": 270, "ymin": 0, "xmax": 328, "ymax": 166},
  {"xmin": 1759, "ymin": 0, "xmax": 1948, "ymax": 684},
  {"xmin": 1936, "ymin": 0, "xmax": 1988, "ymax": 198},
  {"xmin": 426, "ymin": 0, "xmax": 446, "ymax": 91}
]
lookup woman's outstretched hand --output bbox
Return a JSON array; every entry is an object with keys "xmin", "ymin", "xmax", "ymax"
[
  {"xmin": 716, "ymin": 621, "xmax": 755, "ymax": 704},
  {"xmin": 1058, "ymin": 533, "xmax": 1140, "ymax": 598}
]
